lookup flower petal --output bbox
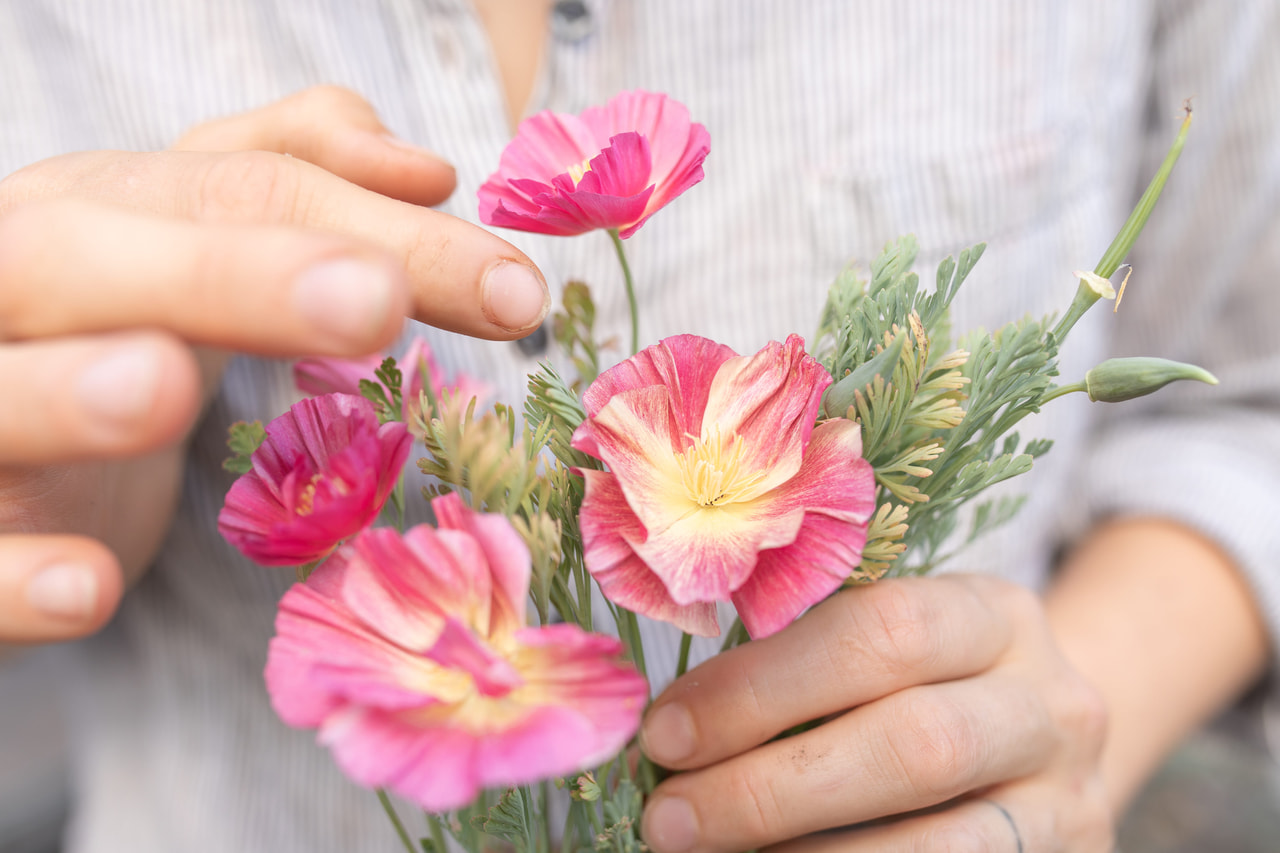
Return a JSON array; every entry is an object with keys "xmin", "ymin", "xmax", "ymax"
[
  {"xmin": 702, "ymin": 335, "xmax": 832, "ymax": 494},
  {"xmin": 266, "ymin": 562, "xmax": 457, "ymax": 723},
  {"xmin": 293, "ymin": 354, "xmax": 381, "ymax": 397},
  {"xmin": 432, "ymin": 493, "xmax": 531, "ymax": 640},
  {"xmin": 322, "ymin": 706, "xmax": 483, "ymax": 812},
  {"xmin": 574, "ymin": 334, "xmax": 737, "ymax": 460},
  {"xmin": 479, "ymin": 90, "xmax": 708, "ymax": 238},
  {"xmin": 218, "ymin": 394, "xmax": 411, "ymax": 566},
  {"xmin": 578, "ymin": 469, "xmax": 721, "ymax": 635},
  {"xmin": 338, "ymin": 525, "xmax": 490, "ymax": 652},
  {"xmin": 731, "ymin": 421, "xmax": 876, "ymax": 637}
]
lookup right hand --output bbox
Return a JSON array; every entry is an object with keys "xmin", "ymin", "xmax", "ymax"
[{"xmin": 0, "ymin": 86, "xmax": 549, "ymax": 645}]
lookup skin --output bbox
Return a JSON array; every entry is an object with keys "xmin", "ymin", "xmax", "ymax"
[
  {"xmin": 2, "ymin": 4, "xmax": 1269, "ymax": 850},
  {"xmin": 0, "ymin": 84, "xmax": 550, "ymax": 643}
]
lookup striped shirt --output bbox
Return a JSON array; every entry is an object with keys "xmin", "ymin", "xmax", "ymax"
[{"xmin": 2, "ymin": 1, "xmax": 1279, "ymax": 850}]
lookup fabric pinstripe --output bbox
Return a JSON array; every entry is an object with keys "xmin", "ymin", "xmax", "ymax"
[{"xmin": 2, "ymin": 2, "xmax": 1278, "ymax": 850}]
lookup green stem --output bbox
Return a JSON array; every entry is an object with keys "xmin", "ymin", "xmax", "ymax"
[
  {"xmin": 617, "ymin": 608, "xmax": 649, "ymax": 686},
  {"xmin": 425, "ymin": 811, "xmax": 449, "ymax": 853},
  {"xmin": 1039, "ymin": 381, "xmax": 1088, "ymax": 404},
  {"xmin": 607, "ymin": 229, "xmax": 640, "ymax": 355},
  {"xmin": 1052, "ymin": 108, "xmax": 1192, "ymax": 342},
  {"xmin": 539, "ymin": 780, "xmax": 553, "ymax": 853},
  {"xmin": 376, "ymin": 789, "xmax": 417, "ymax": 853},
  {"xmin": 675, "ymin": 632, "xmax": 693, "ymax": 679}
]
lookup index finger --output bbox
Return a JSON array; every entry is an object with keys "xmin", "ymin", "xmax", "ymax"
[
  {"xmin": 3, "ymin": 149, "xmax": 550, "ymax": 340},
  {"xmin": 640, "ymin": 575, "xmax": 1017, "ymax": 771}
]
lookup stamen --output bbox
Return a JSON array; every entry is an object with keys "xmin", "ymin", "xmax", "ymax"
[
  {"xmin": 676, "ymin": 425, "xmax": 767, "ymax": 507},
  {"xmin": 567, "ymin": 157, "xmax": 593, "ymax": 185}
]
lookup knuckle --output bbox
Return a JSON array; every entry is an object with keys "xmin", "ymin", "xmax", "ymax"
[
  {"xmin": 1051, "ymin": 669, "xmax": 1109, "ymax": 754},
  {"xmin": 288, "ymin": 84, "xmax": 372, "ymax": 117},
  {"xmin": 725, "ymin": 766, "xmax": 786, "ymax": 842},
  {"xmin": 191, "ymin": 150, "xmax": 306, "ymax": 223},
  {"xmin": 854, "ymin": 581, "xmax": 940, "ymax": 676},
  {"xmin": 403, "ymin": 224, "xmax": 453, "ymax": 284},
  {"xmin": 885, "ymin": 692, "xmax": 985, "ymax": 800}
]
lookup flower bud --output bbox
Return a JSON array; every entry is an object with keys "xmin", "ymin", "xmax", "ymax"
[
  {"xmin": 571, "ymin": 772, "xmax": 601, "ymax": 802},
  {"xmin": 1083, "ymin": 357, "xmax": 1217, "ymax": 403}
]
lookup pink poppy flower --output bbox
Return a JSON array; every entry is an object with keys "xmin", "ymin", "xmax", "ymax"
[
  {"xmin": 265, "ymin": 494, "xmax": 648, "ymax": 811},
  {"xmin": 478, "ymin": 90, "xmax": 710, "ymax": 239},
  {"xmin": 218, "ymin": 393, "xmax": 412, "ymax": 566},
  {"xmin": 571, "ymin": 335, "xmax": 876, "ymax": 639},
  {"xmin": 293, "ymin": 336, "xmax": 489, "ymax": 426}
]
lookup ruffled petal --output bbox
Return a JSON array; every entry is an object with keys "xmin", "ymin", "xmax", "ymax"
[
  {"xmin": 322, "ymin": 707, "xmax": 482, "ymax": 812},
  {"xmin": 293, "ymin": 354, "xmax": 381, "ymax": 397},
  {"xmin": 730, "ymin": 421, "xmax": 876, "ymax": 637},
  {"xmin": 218, "ymin": 394, "xmax": 411, "ymax": 566},
  {"xmin": 701, "ymin": 335, "xmax": 832, "ymax": 495},
  {"xmin": 577, "ymin": 335, "xmax": 737, "ymax": 455},
  {"xmin": 433, "ymin": 492, "xmax": 532, "ymax": 640},
  {"xmin": 578, "ymin": 469, "xmax": 722, "ymax": 634},
  {"xmin": 339, "ymin": 525, "xmax": 493, "ymax": 652}
]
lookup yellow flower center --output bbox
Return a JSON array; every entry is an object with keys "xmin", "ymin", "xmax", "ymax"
[
  {"xmin": 676, "ymin": 425, "xmax": 766, "ymax": 507},
  {"xmin": 294, "ymin": 473, "xmax": 349, "ymax": 516},
  {"xmin": 566, "ymin": 157, "xmax": 593, "ymax": 185}
]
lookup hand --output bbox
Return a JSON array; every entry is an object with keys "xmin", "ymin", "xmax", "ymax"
[
  {"xmin": 0, "ymin": 86, "xmax": 549, "ymax": 645},
  {"xmin": 639, "ymin": 574, "xmax": 1113, "ymax": 852}
]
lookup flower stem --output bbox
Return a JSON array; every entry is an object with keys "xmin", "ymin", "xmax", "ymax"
[
  {"xmin": 425, "ymin": 811, "xmax": 449, "ymax": 853},
  {"xmin": 376, "ymin": 789, "xmax": 417, "ymax": 853},
  {"xmin": 1051, "ymin": 107, "xmax": 1191, "ymax": 342},
  {"xmin": 1039, "ymin": 381, "xmax": 1088, "ymax": 404},
  {"xmin": 607, "ymin": 229, "xmax": 640, "ymax": 355},
  {"xmin": 616, "ymin": 608, "xmax": 649, "ymax": 686},
  {"xmin": 675, "ymin": 632, "xmax": 693, "ymax": 678}
]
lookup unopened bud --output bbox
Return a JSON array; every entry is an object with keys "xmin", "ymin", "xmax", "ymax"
[
  {"xmin": 571, "ymin": 772, "xmax": 601, "ymax": 802},
  {"xmin": 1084, "ymin": 357, "xmax": 1217, "ymax": 403}
]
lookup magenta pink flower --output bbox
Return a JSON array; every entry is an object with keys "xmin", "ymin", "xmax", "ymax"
[
  {"xmin": 218, "ymin": 393, "xmax": 412, "ymax": 566},
  {"xmin": 571, "ymin": 335, "xmax": 876, "ymax": 639},
  {"xmin": 478, "ymin": 90, "xmax": 710, "ymax": 239},
  {"xmin": 265, "ymin": 494, "xmax": 648, "ymax": 811},
  {"xmin": 294, "ymin": 336, "xmax": 489, "ymax": 427}
]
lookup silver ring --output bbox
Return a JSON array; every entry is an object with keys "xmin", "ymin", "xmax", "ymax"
[{"xmin": 981, "ymin": 799, "xmax": 1024, "ymax": 853}]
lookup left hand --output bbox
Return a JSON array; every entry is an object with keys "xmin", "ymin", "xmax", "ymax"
[{"xmin": 639, "ymin": 574, "xmax": 1113, "ymax": 852}]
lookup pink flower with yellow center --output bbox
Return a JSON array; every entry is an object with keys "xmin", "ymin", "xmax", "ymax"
[
  {"xmin": 293, "ymin": 336, "xmax": 490, "ymax": 427},
  {"xmin": 218, "ymin": 393, "xmax": 411, "ymax": 566},
  {"xmin": 571, "ymin": 335, "xmax": 876, "ymax": 639},
  {"xmin": 478, "ymin": 89, "xmax": 710, "ymax": 239},
  {"xmin": 265, "ymin": 494, "xmax": 648, "ymax": 811}
]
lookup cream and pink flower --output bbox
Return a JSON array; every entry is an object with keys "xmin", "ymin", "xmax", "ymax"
[
  {"xmin": 478, "ymin": 89, "xmax": 710, "ymax": 239},
  {"xmin": 294, "ymin": 336, "xmax": 489, "ymax": 427},
  {"xmin": 265, "ymin": 494, "xmax": 648, "ymax": 811},
  {"xmin": 218, "ymin": 393, "xmax": 411, "ymax": 566},
  {"xmin": 571, "ymin": 335, "xmax": 875, "ymax": 639}
]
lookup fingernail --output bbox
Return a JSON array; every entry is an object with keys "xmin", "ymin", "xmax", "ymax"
[
  {"xmin": 642, "ymin": 702, "xmax": 697, "ymax": 765},
  {"xmin": 644, "ymin": 796, "xmax": 698, "ymax": 853},
  {"xmin": 26, "ymin": 563, "xmax": 98, "ymax": 621},
  {"xmin": 294, "ymin": 258, "xmax": 398, "ymax": 345},
  {"xmin": 77, "ymin": 347, "xmax": 161, "ymax": 425},
  {"xmin": 482, "ymin": 261, "xmax": 549, "ymax": 332}
]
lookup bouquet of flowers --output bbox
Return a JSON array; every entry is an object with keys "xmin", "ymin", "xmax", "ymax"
[{"xmin": 217, "ymin": 91, "xmax": 1205, "ymax": 851}]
